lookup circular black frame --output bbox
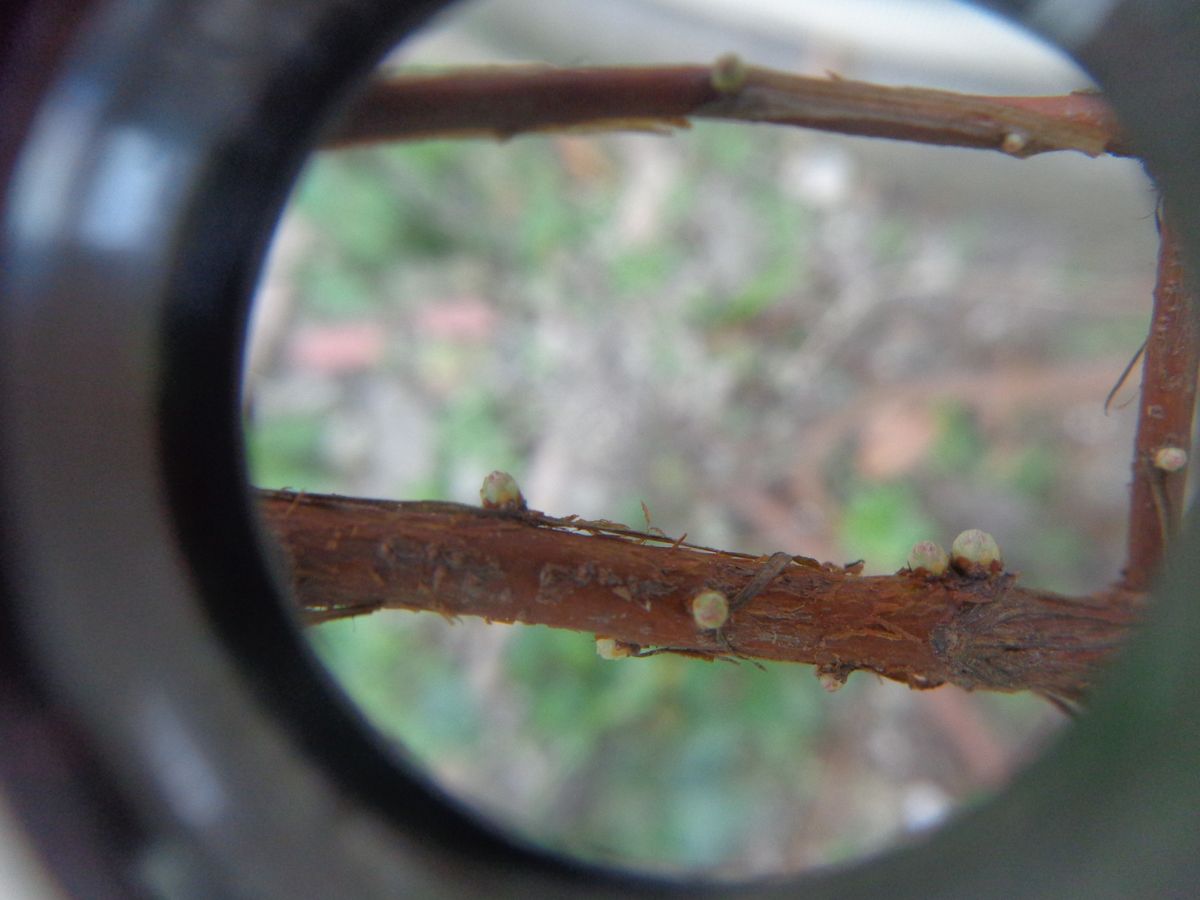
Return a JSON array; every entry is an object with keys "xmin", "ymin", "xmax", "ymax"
[{"xmin": 2, "ymin": 1, "xmax": 1199, "ymax": 897}]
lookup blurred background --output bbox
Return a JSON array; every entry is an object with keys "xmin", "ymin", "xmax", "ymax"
[{"xmin": 243, "ymin": 0, "xmax": 1157, "ymax": 879}]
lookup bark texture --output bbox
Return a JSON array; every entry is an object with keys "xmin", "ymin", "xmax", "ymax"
[
  {"xmin": 1123, "ymin": 216, "xmax": 1198, "ymax": 591},
  {"xmin": 260, "ymin": 489, "xmax": 1143, "ymax": 706},
  {"xmin": 324, "ymin": 61, "xmax": 1128, "ymax": 158}
]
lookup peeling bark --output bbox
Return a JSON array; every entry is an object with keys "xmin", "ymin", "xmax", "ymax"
[{"xmin": 258, "ymin": 489, "xmax": 1143, "ymax": 705}]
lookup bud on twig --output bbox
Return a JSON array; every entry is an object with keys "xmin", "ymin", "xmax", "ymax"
[
  {"xmin": 1153, "ymin": 446, "xmax": 1188, "ymax": 472},
  {"xmin": 907, "ymin": 540, "xmax": 949, "ymax": 575},
  {"xmin": 691, "ymin": 589, "xmax": 730, "ymax": 630},
  {"xmin": 595, "ymin": 637, "xmax": 632, "ymax": 660},
  {"xmin": 818, "ymin": 671, "xmax": 847, "ymax": 693},
  {"xmin": 710, "ymin": 53, "xmax": 747, "ymax": 94},
  {"xmin": 480, "ymin": 470, "xmax": 526, "ymax": 511},
  {"xmin": 951, "ymin": 529, "xmax": 1003, "ymax": 577}
]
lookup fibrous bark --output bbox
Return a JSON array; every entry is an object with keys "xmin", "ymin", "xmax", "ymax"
[
  {"xmin": 324, "ymin": 59, "xmax": 1127, "ymax": 158},
  {"xmin": 259, "ymin": 489, "xmax": 1143, "ymax": 707}
]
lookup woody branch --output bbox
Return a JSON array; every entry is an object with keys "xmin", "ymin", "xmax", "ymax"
[
  {"xmin": 324, "ymin": 58, "xmax": 1127, "ymax": 158},
  {"xmin": 254, "ymin": 60, "xmax": 1195, "ymax": 706},
  {"xmin": 259, "ymin": 489, "xmax": 1141, "ymax": 707}
]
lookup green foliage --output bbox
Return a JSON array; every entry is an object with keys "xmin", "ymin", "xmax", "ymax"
[
  {"xmin": 840, "ymin": 482, "xmax": 938, "ymax": 572},
  {"xmin": 309, "ymin": 615, "xmax": 485, "ymax": 761},
  {"xmin": 312, "ymin": 614, "xmax": 829, "ymax": 871},
  {"xmin": 1056, "ymin": 314, "xmax": 1150, "ymax": 359},
  {"xmin": 1004, "ymin": 443, "xmax": 1059, "ymax": 499},
  {"xmin": 1020, "ymin": 523, "xmax": 1090, "ymax": 594},
  {"xmin": 691, "ymin": 122, "xmax": 758, "ymax": 172},
  {"xmin": 297, "ymin": 155, "xmax": 411, "ymax": 266},
  {"xmin": 435, "ymin": 387, "xmax": 519, "ymax": 481},
  {"xmin": 931, "ymin": 402, "xmax": 986, "ymax": 474},
  {"xmin": 610, "ymin": 244, "xmax": 683, "ymax": 298},
  {"xmin": 511, "ymin": 161, "xmax": 607, "ymax": 267},
  {"xmin": 293, "ymin": 262, "xmax": 377, "ymax": 318},
  {"xmin": 245, "ymin": 414, "xmax": 325, "ymax": 489},
  {"xmin": 871, "ymin": 217, "xmax": 912, "ymax": 265}
]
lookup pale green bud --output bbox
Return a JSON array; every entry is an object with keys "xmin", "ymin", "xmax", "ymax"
[
  {"xmin": 1154, "ymin": 446, "xmax": 1188, "ymax": 472},
  {"xmin": 691, "ymin": 589, "xmax": 729, "ymax": 630},
  {"xmin": 480, "ymin": 470, "xmax": 525, "ymax": 510},
  {"xmin": 951, "ymin": 529, "xmax": 1002, "ymax": 577},
  {"xmin": 907, "ymin": 540, "xmax": 949, "ymax": 575}
]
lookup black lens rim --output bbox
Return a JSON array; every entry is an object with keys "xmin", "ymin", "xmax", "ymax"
[{"xmin": 1, "ymin": 1, "xmax": 1198, "ymax": 897}]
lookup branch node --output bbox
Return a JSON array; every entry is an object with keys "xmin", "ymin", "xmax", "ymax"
[
  {"xmin": 691, "ymin": 589, "xmax": 730, "ymax": 630},
  {"xmin": 1001, "ymin": 130, "xmax": 1029, "ymax": 156},
  {"xmin": 1153, "ymin": 446, "xmax": 1188, "ymax": 472},
  {"xmin": 710, "ymin": 53, "xmax": 747, "ymax": 94}
]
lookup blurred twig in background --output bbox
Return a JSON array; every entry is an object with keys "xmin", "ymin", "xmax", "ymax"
[{"xmin": 327, "ymin": 58, "xmax": 1127, "ymax": 157}]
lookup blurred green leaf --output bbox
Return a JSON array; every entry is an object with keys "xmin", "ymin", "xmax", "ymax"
[
  {"xmin": 693, "ymin": 122, "xmax": 757, "ymax": 172},
  {"xmin": 295, "ymin": 261, "xmax": 377, "ymax": 318},
  {"xmin": 1056, "ymin": 314, "xmax": 1149, "ymax": 359},
  {"xmin": 297, "ymin": 156, "xmax": 408, "ymax": 267},
  {"xmin": 931, "ymin": 402, "xmax": 986, "ymax": 474},
  {"xmin": 611, "ymin": 245, "xmax": 682, "ymax": 297},
  {"xmin": 840, "ymin": 482, "xmax": 937, "ymax": 571},
  {"xmin": 1021, "ymin": 523, "xmax": 1089, "ymax": 594},
  {"xmin": 437, "ymin": 387, "xmax": 518, "ymax": 477},
  {"xmin": 1006, "ymin": 443, "xmax": 1059, "ymax": 498},
  {"xmin": 246, "ymin": 414, "xmax": 324, "ymax": 489}
]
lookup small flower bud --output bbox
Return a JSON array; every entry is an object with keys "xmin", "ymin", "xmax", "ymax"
[
  {"xmin": 907, "ymin": 540, "xmax": 949, "ymax": 575},
  {"xmin": 691, "ymin": 589, "xmax": 729, "ymax": 630},
  {"xmin": 711, "ymin": 53, "xmax": 747, "ymax": 94},
  {"xmin": 480, "ymin": 470, "xmax": 525, "ymax": 510},
  {"xmin": 951, "ymin": 529, "xmax": 1002, "ymax": 577},
  {"xmin": 595, "ymin": 637, "xmax": 632, "ymax": 660},
  {"xmin": 818, "ymin": 671, "xmax": 847, "ymax": 693},
  {"xmin": 1154, "ymin": 446, "xmax": 1188, "ymax": 472},
  {"xmin": 1001, "ymin": 131, "xmax": 1029, "ymax": 155}
]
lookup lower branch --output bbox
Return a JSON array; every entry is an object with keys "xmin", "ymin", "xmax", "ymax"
[{"xmin": 259, "ymin": 488, "xmax": 1143, "ymax": 705}]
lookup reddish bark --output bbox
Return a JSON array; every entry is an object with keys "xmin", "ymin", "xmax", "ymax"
[
  {"xmin": 259, "ymin": 489, "xmax": 1142, "ymax": 706},
  {"xmin": 1123, "ymin": 214, "xmax": 1198, "ymax": 591},
  {"xmin": 324, "ymin": 61, "xmax": 1128, "ymax": 158}
]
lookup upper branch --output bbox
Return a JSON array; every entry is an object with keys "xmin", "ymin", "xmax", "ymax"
[
  {"xmin": 323, "ymin": 59, "xmax": 1129, "ymax": 158},
  {"xmin": 259, "ymin": 488, "xmax": 1142, "ymax": 706}
]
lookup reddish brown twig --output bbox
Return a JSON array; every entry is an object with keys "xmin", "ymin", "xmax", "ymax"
[
  {"xmin": 324, "ymin": 59, "xmax": 1129, "ymax": 158},
  {"xmin": 259, "ymin": 488, "xmax": 1142, "ymax": 705},
  {"xmin": 1122, "ymin": 211, "xmax": 1199, "ymax": 591},
  {"xmin": 262, "ymin": 62, "xmax": 1172, "ymax": 708}
]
